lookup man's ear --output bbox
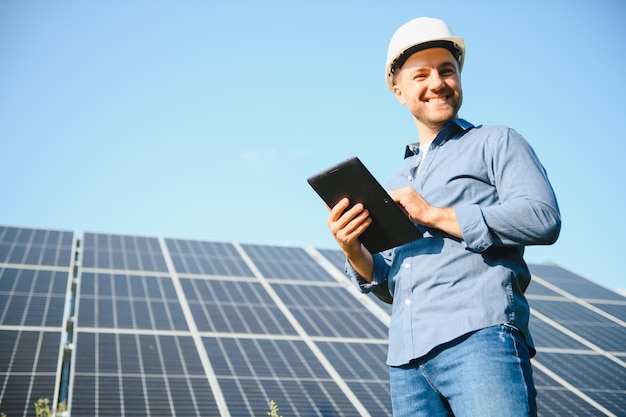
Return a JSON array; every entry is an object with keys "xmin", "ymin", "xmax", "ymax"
[{"xmin": 392, "ymin": 84, "xmax": 407, "ymax": 105}]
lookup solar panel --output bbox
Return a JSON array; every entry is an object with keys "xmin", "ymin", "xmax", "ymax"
[
  {"xmin": 166, "ymin": 238, "xmax": 254, "ymax": 277},
  {"xmin": 316, "ymin": 341, "xmax": 391, "ymax": 416},
  {"xmin": 71, "ymin": 332, "xmax": 216, "ymax": 416},
  {"xmin": 271, "ymin": 283, "xmax": 389, "ymax": 339},
  {"xmin": 0, "ymin": 226, "xmax": 74, "ymax": 417},
  {"xmin": 0, "ymin": 226, "xmax": 73, "ymax": 267},
  {"xmin": 77, "ymin": 272, "xmax": 188, "ymax": 330},
  {"xmin": 81, "ymin": 232, "xmax": 168, "ymax": 272},
  {"xmin": 181, "ymin": 277, "xmax": 298, "ymax": 335},
  {"xmin": 532, "ymin": 367, "xmax": 607, "ymax": 417},
  {"xmin": 531, "ymin": 299, "xmax": 626, "ymax": 352},
  {"xmin": 240, "ymin": 244, "xmax": 336, "ymax": 282},
  {"xmin": 203, "ymin": 337, "xmax": 367, "ymax": 416},
  {"xmin": 527, "ymin": 266, "xmax": 626, "ymax": 416},
  {"xmin": 1, "ymin": 225, "xmax": 625, "ymax": 416}
]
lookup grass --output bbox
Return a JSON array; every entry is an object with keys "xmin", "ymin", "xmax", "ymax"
[
  {"xmin": 267, "ymin": 400, "xmax": 283, "ymax": 417},
  {"xmin": 0, "ymin": 398, "xmax": 66, "ymax": 417}
]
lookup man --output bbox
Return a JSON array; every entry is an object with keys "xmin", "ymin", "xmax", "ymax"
[{"xmin": 327, "ymin": 17, "xmax": 560, "ymax": 416}]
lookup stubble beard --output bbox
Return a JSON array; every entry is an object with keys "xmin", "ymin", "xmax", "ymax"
[{"xmin": 415, "ymin": 91, "xmax": 463, "ymax": 131}]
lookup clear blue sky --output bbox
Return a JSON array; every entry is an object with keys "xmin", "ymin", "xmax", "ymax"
[{"xmin": 1, "ymin": 0, "xmax": 625, "ymax": 292}]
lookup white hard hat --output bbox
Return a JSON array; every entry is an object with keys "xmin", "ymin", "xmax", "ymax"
[{"xmin": 385, "ymin": 17, "xmax": 465, "ymax": 90}]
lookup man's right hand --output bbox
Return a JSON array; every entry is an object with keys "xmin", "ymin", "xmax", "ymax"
[{"xmin": 327, "ymin": 198, "xmax": 374, "ymax": 281}]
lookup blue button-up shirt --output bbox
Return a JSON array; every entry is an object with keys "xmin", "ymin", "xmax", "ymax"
[{"xmin": 347, "ymin": 119, "xmax": 561, "ymax": 366}]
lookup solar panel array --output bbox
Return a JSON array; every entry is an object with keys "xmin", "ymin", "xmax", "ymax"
[{"xmin": 1, "ymin": 225, "xmax": 625, "ymax": 416}]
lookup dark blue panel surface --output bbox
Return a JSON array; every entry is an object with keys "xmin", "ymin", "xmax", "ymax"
[
  {"xmin": 530, "ymin": 299, "xmax": 626, "ymax": 351},
  {"xmin": 533, "ymin": 363, "xmax": 624, "ymax": 416},
  {"xmin": 537, "ymin": 352, "xmax": 626, "ymax": 391},
  {"xmin": 316, "ymin": 341, "xmax": 389, "ymax": 380},
  {"xmin": 0, "ymin": 330, "xmax": 62, "ymax": 417},
  {"xmin": 82, "ymin": 232, "xmax": 168, "ymax": 272},
  {"xmin": 78, "ymin": 272, "xmax": 187, "ymax": 330},
  {"xmin": 529, "ymin": 320, "xmax": 588, "ymax": 350},
  {"xmin": 0, "ymin": 268, "xmax": 69, "ymax": 327},
  {"xmin": 272, "ymin": 283, "xmax": 389, "ymax": 339},
  {"xmin": 530, "ymin": 264, "xmax": 625, "ymax": 301},
  {"xmin": 204, "ymin": 337, "xmax": 364, "ymax": 416},
  {"xmin": 0, "ymin": 226, "xmax": 73, "ymax": 267},
  {"xmin": 590, "ymin": 302, "xmax": 626, "ymax": 322},
  {"xmin": 166, "ymin": 238, "xmax": 255, "ymax": 277},
  {"xmin": 181, "ymin": 277, "xmax": 297, "ymax": 335},
  {"xmin": 72, "ymin": 332, "xmax": 215, "ymax": 416},
  {"xmin": 241, "ymin": 244, "xmax": 335, "ymax": 281}
]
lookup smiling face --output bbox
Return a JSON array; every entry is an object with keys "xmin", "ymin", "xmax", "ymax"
[{"xmin": 392, "ymin": 47, "xmax": 463, "ymax": 136}]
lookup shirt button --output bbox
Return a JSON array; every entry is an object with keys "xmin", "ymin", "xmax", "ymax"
[
  {"xmin": 403, "ymin": 263, "xmax": 410, "ymax": 269},
  {"xmin": 407, "ymin": 175, "xmax": 413, "ymax": 181},
  {"xmin": 405, "ymin": 299, "xmax": 412, "ymax": 305}
]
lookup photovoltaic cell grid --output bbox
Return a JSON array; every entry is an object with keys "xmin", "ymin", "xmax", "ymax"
[
  {"xmin": 203, "ymin": 337, "xmax": 366, "ymax": 416},
  {"xmin": 0, "ymin": 226, "xmax": 74, "ymax": 417},
  {"xmin": 165, "ymin": 238, "xmax": 254, "ymax": 277},
  {"xmin": 527, "ymin": 264, "xmax": 626, "ymax": 416},
  {"xmin": 1, "ymin": 224, "xmax": 625, "ymax": 416},
  {"xmin": 0, "ymin": 226, "xmax": 73, "ymax": 268},
  {"xmin": 71, "ymin": 332, "xmax": 216, "ymax": 416},
  {"xmin": 77, "ymin": 272, "xmax": 188, "ymax": 330},
  {"xmin": 271, "ymin": 283, "xmax": 388, "ymax": 339},
  {"xmin": 239, "ymin": 244, "xmax": 336, "ymax": 282},
  {"xmin": 69, "ymin": 235, "xmax": 391, "ymax": 416},
  {"xmin": 180, "ymin": 277, "xmax": 297, "ymax": 335},
  {"xmin": 81, "ymin": 232, "xmax": 168, "ymax": 272},
  {"xmin": 180, "ymin": 241, "xmax": 391, "ymax": 416}
]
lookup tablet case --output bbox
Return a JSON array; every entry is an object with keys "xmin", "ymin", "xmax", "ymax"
[{"xmin": 307, "ymin": 156, "xmax": 422, "ymax": 253}]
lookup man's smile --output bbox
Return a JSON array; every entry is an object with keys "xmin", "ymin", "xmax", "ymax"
[{"xmin": 425, "ymin": 95, "xmax": 450, "ymax": 103}]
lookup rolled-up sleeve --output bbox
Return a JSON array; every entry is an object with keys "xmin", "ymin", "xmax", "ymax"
[{"xmin": 456, "ymin": 128, "xmax": 561, "ymax": 252}]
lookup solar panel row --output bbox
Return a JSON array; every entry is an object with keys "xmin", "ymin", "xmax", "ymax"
[
  {"xmin": 0, "ymin": 226, "xmax": 74, "ymax": 417},
  {"xmin": 1, "ymin": 225, "xmax": 625, "ymax": 417}
]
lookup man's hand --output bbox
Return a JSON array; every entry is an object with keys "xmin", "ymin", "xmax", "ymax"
[
  {"xmin": 327, "ymin": 198, "xmax": 374, "ymax": 281},
  {"xmin": 327, "ymin": 198, "xmax": 371, "ymax": 255},
  {"xmin": 389, "ymin": 187, "xmax": 462, "ymax": 239}
]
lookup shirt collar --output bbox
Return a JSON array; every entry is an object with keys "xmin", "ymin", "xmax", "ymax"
[{"xmin": 404, "ymin": 118, "xmax": 474, "ymax": 159}]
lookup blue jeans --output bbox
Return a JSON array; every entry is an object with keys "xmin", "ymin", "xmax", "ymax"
[{"xmin": 389, "ymin": 325, "xmax": 537, "ymax": 417}]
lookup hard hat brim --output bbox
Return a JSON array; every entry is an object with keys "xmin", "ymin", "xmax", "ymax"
[{"xmin": 385, "ymin": 35, "xmax": 465, "ymax": 90}]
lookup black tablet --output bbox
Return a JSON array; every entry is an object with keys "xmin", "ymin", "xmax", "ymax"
[{"xmin": 307, "ymin": 156, "xmax": 422, "ymax": 253}]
